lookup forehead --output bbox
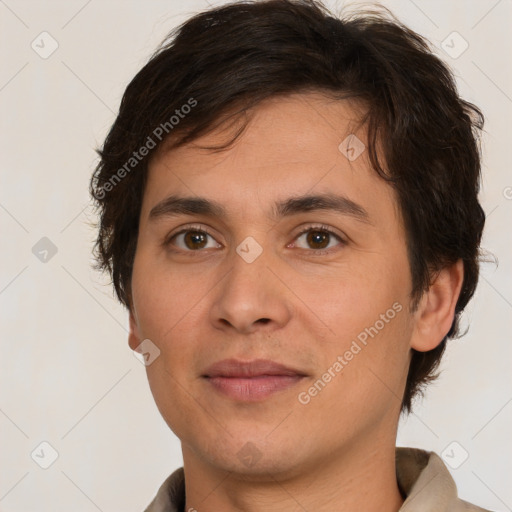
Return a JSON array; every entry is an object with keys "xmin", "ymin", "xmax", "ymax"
[
  {"xmin": 142, "ymin": 92, "xmax": 399, "ymax": 226},
  {"xmin": 158, "ymin": 92, "xmax": 367, "ymax": 170}
]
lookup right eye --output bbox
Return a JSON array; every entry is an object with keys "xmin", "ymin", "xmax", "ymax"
[{"xmin": 165, "ymin": 226, "xmax": 222, "ymax": 252}]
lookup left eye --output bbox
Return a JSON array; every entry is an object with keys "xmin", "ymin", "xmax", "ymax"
[{"xmin": 292, "ymin": 227, "xmax": 344, "ymax": 252}]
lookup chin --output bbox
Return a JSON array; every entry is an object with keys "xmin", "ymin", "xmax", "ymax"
[{"xmin": 196, "ymin": 434, "xmax": 309, "ymax": 480}]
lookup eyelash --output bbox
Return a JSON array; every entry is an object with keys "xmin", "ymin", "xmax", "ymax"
[{"xmin": 163, "ymin": 223, "xmax": 346, "ymax": 256}]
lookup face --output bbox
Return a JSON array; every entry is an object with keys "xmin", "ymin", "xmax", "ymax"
[{"xmin": 129, "ymin": 92, "xmax": 416, "ymax": 477}]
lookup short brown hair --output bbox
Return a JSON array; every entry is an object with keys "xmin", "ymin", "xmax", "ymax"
[{"xmin": 90, "ymin": 0, "xmax": 485, "ymax": 413}]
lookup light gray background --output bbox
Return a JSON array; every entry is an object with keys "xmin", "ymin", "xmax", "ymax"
[{"xmin": 1, "ymin": 0, "xmax": 511, "ymax": 511}]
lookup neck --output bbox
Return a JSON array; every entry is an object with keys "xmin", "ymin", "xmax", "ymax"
[{"xmin": 182, "ymin": 440, "xmax": 404, "ymax": 512}]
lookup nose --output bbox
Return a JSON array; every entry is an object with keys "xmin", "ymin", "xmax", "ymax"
[{"xmin": 209, "ymin": 241, "xmax": 292, "ymax": 335}]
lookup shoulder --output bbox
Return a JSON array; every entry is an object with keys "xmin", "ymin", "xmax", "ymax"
[{"xmin": 396, "ymin": 447, "xmax": 495, "ymax": 512}]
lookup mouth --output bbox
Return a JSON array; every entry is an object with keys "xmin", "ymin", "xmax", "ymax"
[{"xmin": 202, "ymin": 358, "xmax": 307, "ymax": 402}]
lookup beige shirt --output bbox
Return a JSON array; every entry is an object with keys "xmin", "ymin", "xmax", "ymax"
[{"xmin": 144, "ymin": 447, "xmax": 493, "ymax": 512}]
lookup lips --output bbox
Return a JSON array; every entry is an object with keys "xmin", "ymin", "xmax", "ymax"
[
  {"xmin": 203, "ymin": 358, "xmax": 307, "ymax": 378},
  {"xmin": 202, "ymin": 359, "xmax": 307, "ymax": 402}
]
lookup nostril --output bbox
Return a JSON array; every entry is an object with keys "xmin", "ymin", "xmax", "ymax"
[{"xmin": 258, "ymin": 318, "xmax": 271, "ymax": 324}]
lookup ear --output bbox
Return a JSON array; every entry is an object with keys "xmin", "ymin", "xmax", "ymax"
[
  {"xmin": 410, "ymin": 259, "xmax": 464, "ymax": 352},
  {"xmin": 128, "ymin": 307, "xmax": 142, "ymax": 351}
]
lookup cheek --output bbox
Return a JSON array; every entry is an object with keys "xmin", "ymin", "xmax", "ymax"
[
  {"xmin": 294, "ymin": 263, "xmax": 412, "ymax": 403},
  {"xmin": 131, "ymin": 256, "xmax": 222, "ymax": 392},
  {"xmin": 293, "ymin": 261, "xmax": 406, "ymax": 342},
  {"xmin": 131, "ymin": 251, "xmax": 204, "ymax": 340},
  {"xmin": 295, "ymin": 310, "xmax": 412, "ymax": 444}
]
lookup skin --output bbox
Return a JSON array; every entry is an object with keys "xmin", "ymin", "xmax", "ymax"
[{"xmin": 128, "ymin": 92, "xmax": 463, "ymax": 512}]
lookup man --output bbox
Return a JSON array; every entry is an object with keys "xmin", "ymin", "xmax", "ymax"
[{"xmin": 90, "ymin": 0, "xmax": 492, "ymax": 510}]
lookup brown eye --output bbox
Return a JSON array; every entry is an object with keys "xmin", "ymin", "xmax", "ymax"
[
  {"xmin": 293, "ymin": 226, "xmax": 345, "ymax": 254},
  {"xmin": 183, "ymin": 231, "xmax": 208, "ymax": 250},
  {"xmin": 167, "ymin": 228, "xmax": 221, "ymax": 251},
  {"xmin": 306, "ymin": 230, "xmax": 330, "ymax": 249}
]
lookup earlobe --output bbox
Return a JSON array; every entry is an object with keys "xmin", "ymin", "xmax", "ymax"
[
  {"xmin": 410, "ymin": 259, "xmax": 464, "ymax": 352},
  {"xmin": 128, "ymin": 307, "xmax": 141, "ymax": 351}
]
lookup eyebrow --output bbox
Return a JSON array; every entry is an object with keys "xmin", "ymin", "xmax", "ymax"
[{"xmin": 148, "ymin": 193, "xmax": 371, "ymax": 224}]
